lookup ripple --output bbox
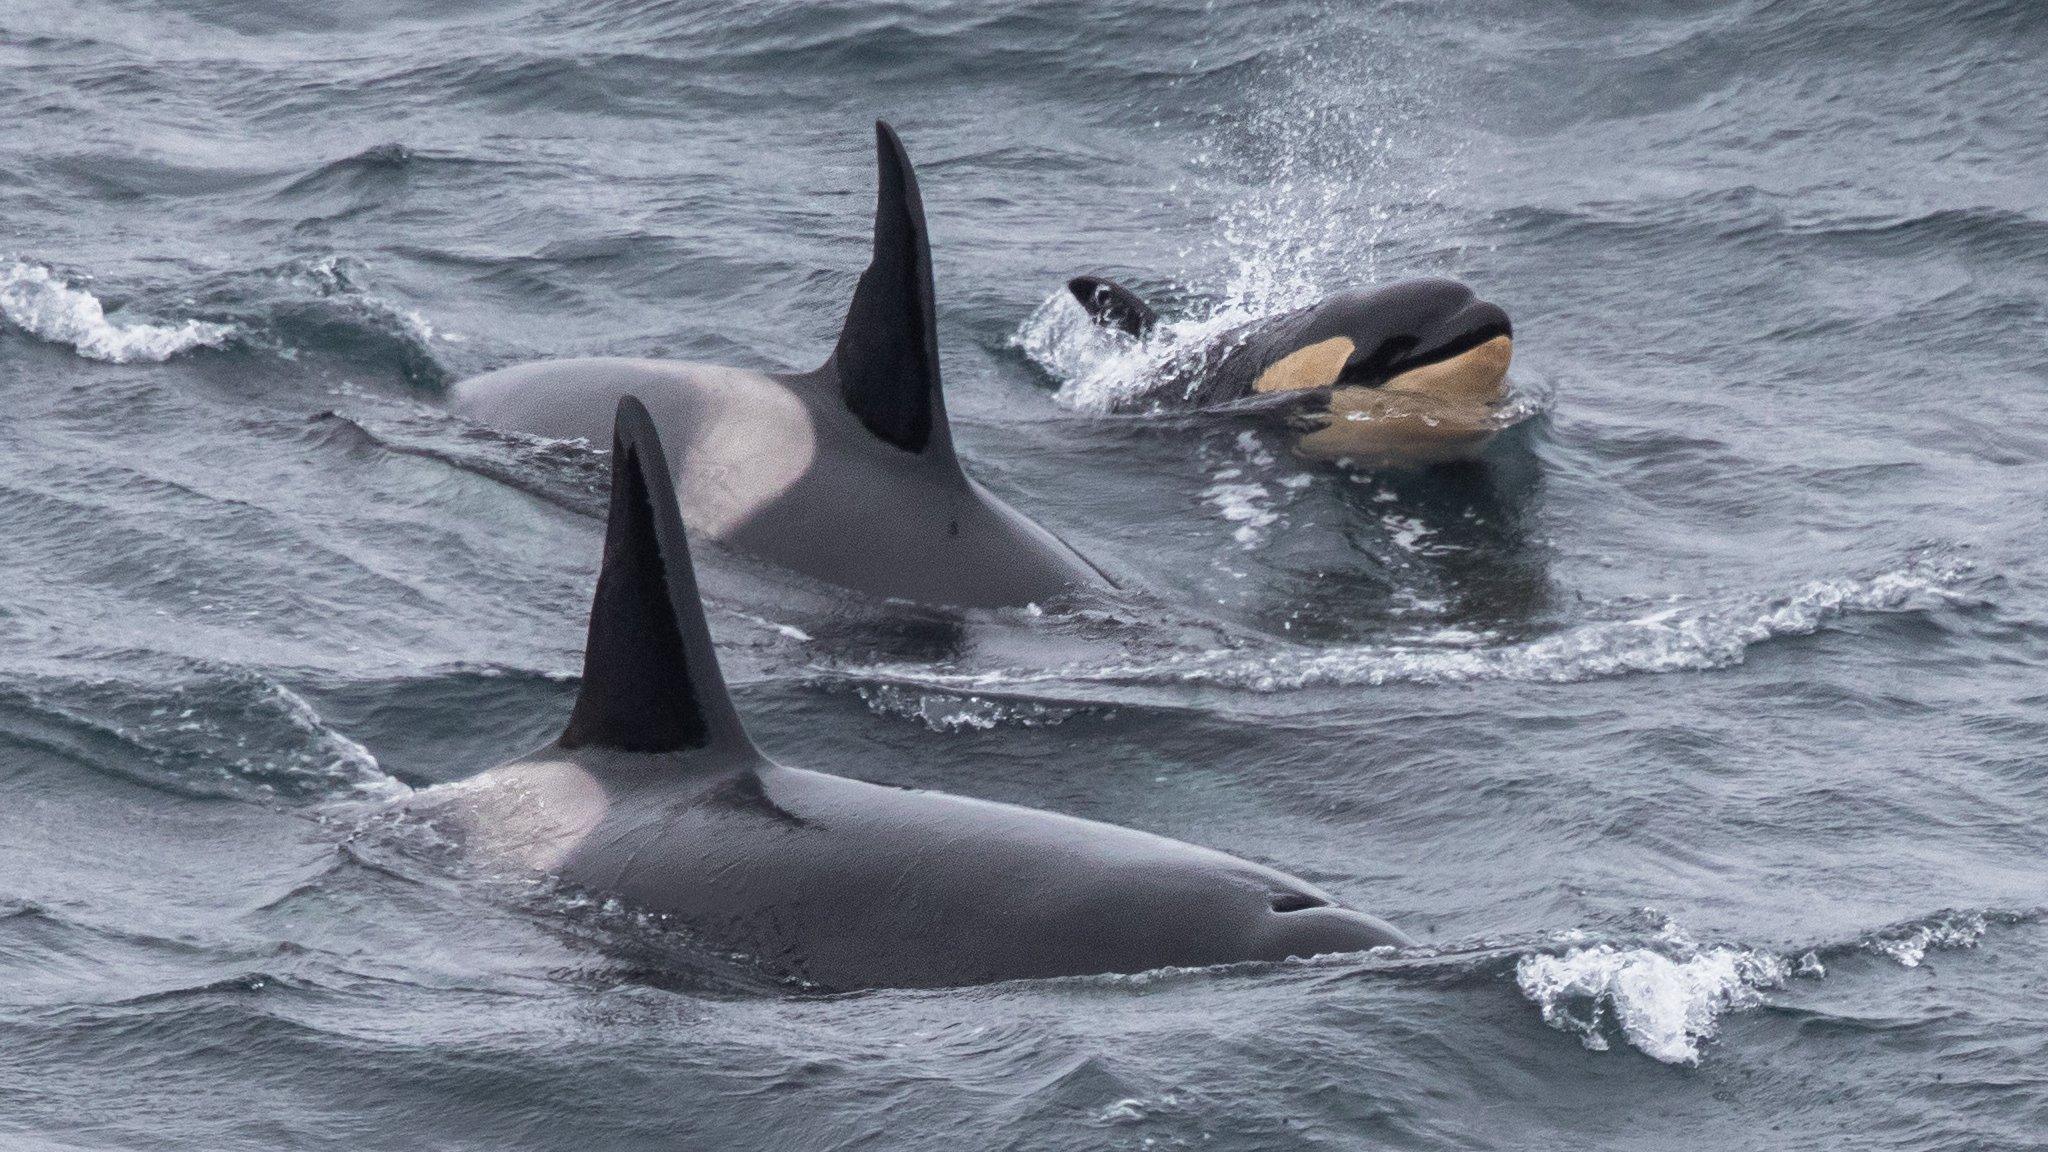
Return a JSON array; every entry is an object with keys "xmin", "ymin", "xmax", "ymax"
[{"xmin": 837, "ymin": 554, "xmax": 1977, "ymax": 704}]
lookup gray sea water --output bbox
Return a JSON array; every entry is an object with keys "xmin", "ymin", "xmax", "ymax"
[{"xmin": 2, "ymin": 1, "xmax": 2044, "ymax": 1148}]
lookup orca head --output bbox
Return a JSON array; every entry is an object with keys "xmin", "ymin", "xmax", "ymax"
[{"xmin": 1257, "ymin": 278, "xmax": 1513, "ymax": 406}]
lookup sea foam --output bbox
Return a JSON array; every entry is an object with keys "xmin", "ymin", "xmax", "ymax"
[
  {"xmin": 0, "ymin": 260, "xmax": 234, "ymax": 363},
  {"xmin": 1512, "ymin": 908, "xmax": 2028, "ymax": 1065},
  {"xmin": 1515, "ymin": 938, "xmax": 1788, "ymax": 1065},
  {"xmin": 1863, "ymin": 909, "xmax": 1992, "ymax": 968}
]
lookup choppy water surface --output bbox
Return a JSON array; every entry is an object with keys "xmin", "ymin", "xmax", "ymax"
[{"xmin": 3, "ymin": 1, "xmax": 2045, "ymax": 1148}]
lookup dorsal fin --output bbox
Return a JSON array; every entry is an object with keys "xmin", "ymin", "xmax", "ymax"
[
  {"xmin": 560, "ymin": 396, "xmax": 757, "ymax": 760},
  {"xmin": 827, "ymin": 120, "xmax": 953, "ymax": 460},
  {"xmin": 1067, "ymin": 276, "xmax": 1158, "ymax": 338}
]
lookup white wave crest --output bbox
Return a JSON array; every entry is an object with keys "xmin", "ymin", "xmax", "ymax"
[
  {"xmin": 846, "ymin": 557, "xmax": 1969, "ymax": 696},
  {"xmin": 1863, "ymin": 910, "xmax": 1989, "ymax": 968},
  {"xmin": 0, "ymin": 260, "xmax": 234, "ymax": 363},
  {"xmin": 279, "ymin": 253, "xmax": 450, "ymax": 344},
  {"xmin": 1516, "ymin": 940, "xmax": 1787, "ymax": 1065},
  {"xmin": 1172, "ymin": 558, "xmax": 1970, "ymax": 690},
  {"xmin": 267, "ymin": 680, "xmax": 409, "ymax": 802}
]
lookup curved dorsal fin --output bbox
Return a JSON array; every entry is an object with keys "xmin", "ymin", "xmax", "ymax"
[
  {"xmin": 827, "ymin": 120, "xmax": 953, "ymax": 461},
  {"xmin": 1067, "ymin": 275, "xmax": 1158, "ymax": 339},
  {"xmin": 560, "ymin": 396, "xmax": 757, "ymax": 760}
]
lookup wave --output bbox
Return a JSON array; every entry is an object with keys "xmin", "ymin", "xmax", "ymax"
[
  {"xmin": 0, "ymin": 260, "xmax": 236, "ymax": 363},
  {"xmin": 1070, "ymin": 906, "xmax": 2031, "ymax": 1067},
  {"xmin": 251, "ymin": 255, "xmax": 454, "ymax": 387},
  {"xmin": 0, "ymin": 254, "xmax": 456, "ymax": 384},
  {"xmin": 834, "ymin": 555, "xmax": 1972, "ymax": 711},
  {"xmin": 1851, "ymin": 908, "xmax": 2004, "ymax": 969},
  {"xmin": 1515, "ymin": 929, "xmax": 1787, "ymax": 1065},
  {"xmin": 263, "ymin": 678, "xmax": 409, "ymax": 802},
  {"xmin": 0, "ymin": 666, "xmax": 407, "ymax": 803},
  {"xmin": 301, "ymin": 408, "xmax": 609, "ymax": 518},
  {"xmin": 272, "ymin": 142, "xmax": 421, "ymax": 200},
  {"xmin": 1513, "ymin": 908, "xmax": 2036, "ymax": 1065},
  {"xmin": 1494, "ymin": 196, "xmax": 2048, "ymax": 266}
]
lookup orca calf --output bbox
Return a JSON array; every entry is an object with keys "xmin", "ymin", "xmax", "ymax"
[
  {"xmin": 452, "ymin": 123, "xmax": 1108, "ymax": 609},
  {"xmin": 414, "ymin": 396, "xmax": 1413, "ymax": 991},
  {"xmin": 1067, "ymin": 274, "xmax": 1514, "ymax": 463}
]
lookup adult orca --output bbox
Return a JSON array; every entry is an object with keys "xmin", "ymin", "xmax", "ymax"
[
  {"xmin": 450, "ymin": 123, "xmax": 1109, "ymax": 609},
  {"xmin": 412, "ymin": 396, "xmax": 1414, "ymax": 991},
  {"xmin": 1067, "ymin": 275, "xmax": 1514, "ymax": 464}
]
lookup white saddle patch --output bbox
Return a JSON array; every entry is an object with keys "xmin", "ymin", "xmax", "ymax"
[{"xmin": 661, "ymin": 364, "xmax": 818, "ymax": 539}]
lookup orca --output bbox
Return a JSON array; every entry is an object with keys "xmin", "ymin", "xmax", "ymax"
[
  {"xmin": 1067, "ymin": 275, "xmax": 1515, "ymax": 464},
  {"xmin": 451, "ymin": 123, "xmax": 1109, "ymax": 609},
  {"xmin": 412, "ymin": 396, "xmax": 1414, "ymax": 991}
]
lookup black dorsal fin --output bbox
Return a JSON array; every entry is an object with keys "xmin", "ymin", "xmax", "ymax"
[
  {"xmin": 1067, "ymin": 276, "xmax": 1158, "ymax": 338},
  {"xmin": 560, "ymin": 396, "xmax": 757, "ymax": 760},
  {"xmin": 827, "ymin": 120, "xmax": 953, "ymax": 460}
]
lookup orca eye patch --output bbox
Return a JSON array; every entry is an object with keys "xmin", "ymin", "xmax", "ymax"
[{"xmin": 1338, "ymin": 335, "xmax": 1420, "ymax": 386}]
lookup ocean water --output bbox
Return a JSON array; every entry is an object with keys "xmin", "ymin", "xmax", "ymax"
[{"xmin": 2, "ymin": 1, "xmax": 2045, "ymax": 1148}]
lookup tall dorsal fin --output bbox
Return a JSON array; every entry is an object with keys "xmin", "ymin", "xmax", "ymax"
[
  {"xmin": 560, "ymin": 396, "xmax": 757, "ymax": 760},
  {"xmin": 827, "ymin": 120, "xmax": 953, "ymax": 461},
  {"xmin": 1067, "ymin": 276, "xmax": 1158, "ymax": 339}
]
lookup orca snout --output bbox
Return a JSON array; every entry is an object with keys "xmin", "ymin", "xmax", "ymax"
[
  {"xmin": 1369, "ymin": 280, "xmax": 1510, "ymax": 371},
  {"xmin": 1339, "ymin": 279, "xmax": 1513, "ymax": 405},
  {"xmin": 1448, "ymin": 297, "xmax": 1512, "ymax": 347},
  {"xmin": 1291, "ymin": 278, "xmax": 1509, "ymax": 393},
  {"xmin": 1256, "ymin": 889, "xmax": 1416, "ymax": 960},
  {"xmin": 1386, "ymin": 297, "xmax": 1512, "ymax": 407}
]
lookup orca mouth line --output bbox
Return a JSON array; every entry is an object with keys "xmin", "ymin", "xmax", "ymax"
[{"xmin": 1339, "ymin": 318, "xmax": 1515, "ymax": 391}]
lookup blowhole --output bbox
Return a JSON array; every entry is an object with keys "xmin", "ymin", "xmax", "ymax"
[{"xmin": 1269, "ymin": 892, "xmax": 1326, "ymax": 913}]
